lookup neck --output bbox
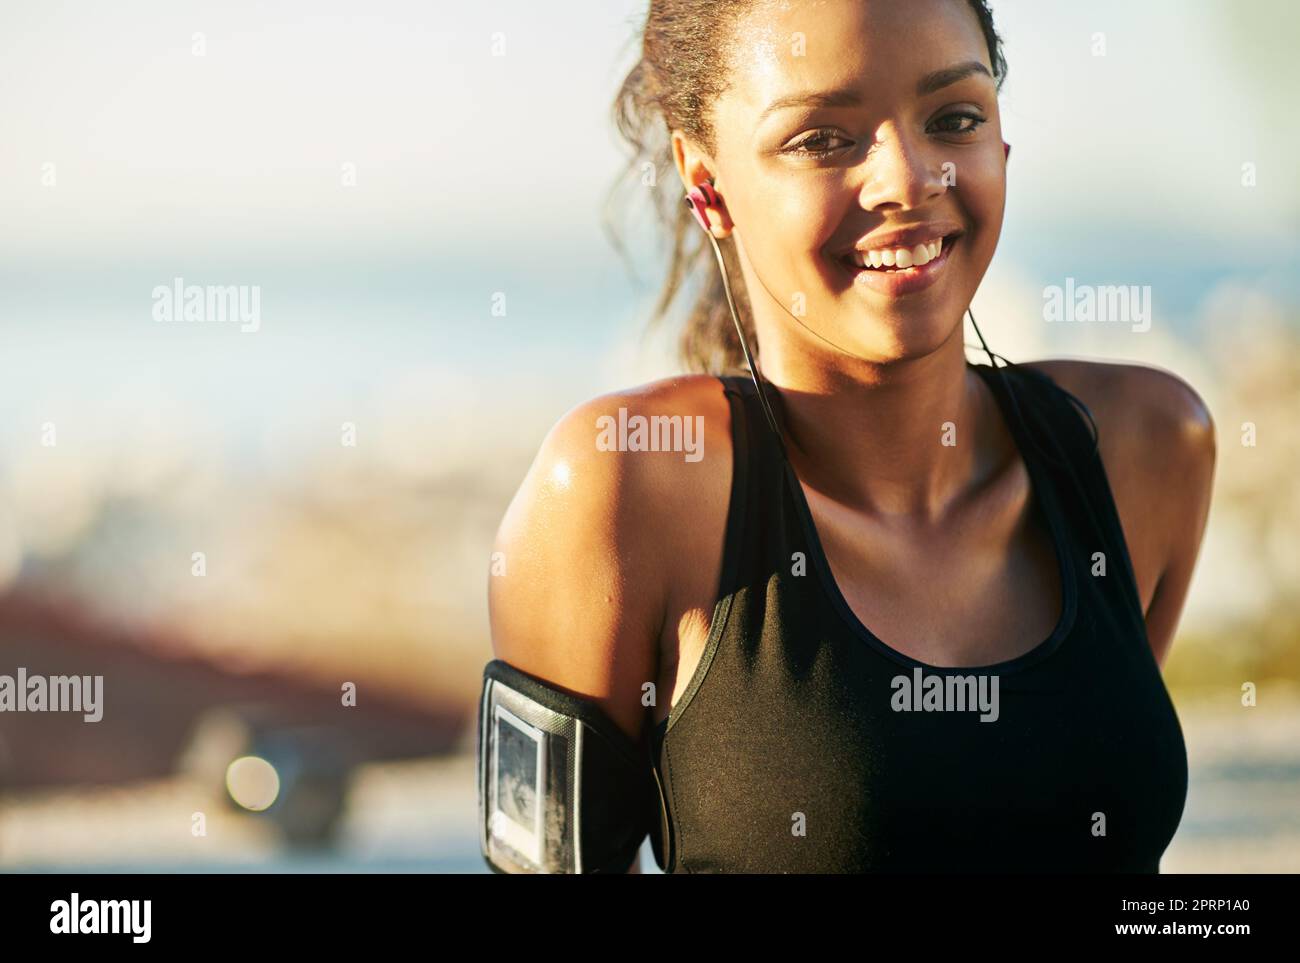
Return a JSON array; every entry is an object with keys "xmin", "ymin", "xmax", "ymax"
[{"xmin": 758, "ymin": 332, "xmax": 1007, "ymax": 522}]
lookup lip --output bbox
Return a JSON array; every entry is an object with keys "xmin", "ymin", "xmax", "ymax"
[
  {"xmin": 844, "ymin": 223, "xmax": 964, "ymax": 254},
  {"xmin": 834, "ymin": 232, "xmax": 961, "ymax": 297}
]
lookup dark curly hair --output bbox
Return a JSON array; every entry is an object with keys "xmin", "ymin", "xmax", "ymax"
[{"xmin": 604, "ymin": 0, "xmax": 1007, "ymax": 374}]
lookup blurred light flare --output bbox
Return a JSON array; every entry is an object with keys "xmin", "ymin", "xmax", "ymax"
[{"xmin": 225, "ymin": 755, "xmax": 281, "ymax": 812}]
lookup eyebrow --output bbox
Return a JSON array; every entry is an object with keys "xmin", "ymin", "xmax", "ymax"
[
  {"xmin": 758, "ymin": 60, "xmax": 993, "ymax": 122},
  {"xmin": 917, "ymin": 60, "xmax": 992, "ymax": 95}
]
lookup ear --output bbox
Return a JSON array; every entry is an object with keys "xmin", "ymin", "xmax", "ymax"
[{"xmin": 671, "ymin": 129, "xmax": 734, "ymax": 237}]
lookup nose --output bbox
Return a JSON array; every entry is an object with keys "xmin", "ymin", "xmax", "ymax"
[{"xmin": 856, "ymin": 126, "xmax": 946, "ymax": 212}]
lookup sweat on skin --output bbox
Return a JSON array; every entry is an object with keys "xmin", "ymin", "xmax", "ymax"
[{"xmin": 595, "ymin": 407, "xmax": 706, "ymax": 462}]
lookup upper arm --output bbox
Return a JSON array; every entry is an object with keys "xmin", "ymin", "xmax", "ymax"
[
  {"xmin": 487, "ymin": 391, "xmax": 671, "ymax": 748},
  {"xmin": 1131, "ymin": 370, "xmax": 1216, "ymax": 666},
  {"xmin": 1025, "ymin": 359, "xmax": 1216, "ymax": 666}
]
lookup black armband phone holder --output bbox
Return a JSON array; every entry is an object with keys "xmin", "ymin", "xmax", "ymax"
[{"xmin": 477, "ymin": 659, "xmax": 659, "ymax": 873}]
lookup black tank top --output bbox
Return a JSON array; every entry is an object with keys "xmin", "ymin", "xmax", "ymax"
[{"xmin": 647, "ymin": 360, "xmax": 1188, "ymax": 873}]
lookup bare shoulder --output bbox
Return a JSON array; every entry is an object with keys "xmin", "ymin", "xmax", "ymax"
[
  {"xmin": 487, "ymin": 373, "xmax": 733, "ymax": 743},
  {"xmin": 1017, "ymin": 357, "xmax": 1216, "ymax": 613},
  {"xmin": 1018, "ymin": 358, "xmax": 1215, "ymax": 453},
  {"xmin": 498, "ymin": 372, "xmax": 733, "ymax": 542}
]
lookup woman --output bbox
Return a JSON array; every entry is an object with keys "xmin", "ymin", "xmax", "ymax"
[{"xmin": 484, "ymin": 0, "xmax": 1215, "ymax": 873}]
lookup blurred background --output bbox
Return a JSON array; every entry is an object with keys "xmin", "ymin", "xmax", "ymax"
[{"xmin": 0, "ymin": 0, "xmax": 1296, "ymax": 873}]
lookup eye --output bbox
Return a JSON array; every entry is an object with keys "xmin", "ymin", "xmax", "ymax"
[
  {"xmin": 929, "ymin": 110, "xmax": 987, "ymax": 137},
  {"xmin": 782, "ymin": 129, "xmax": 851, "ymax": 158}
]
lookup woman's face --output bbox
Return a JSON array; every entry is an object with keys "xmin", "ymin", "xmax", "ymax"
[{"xmin": 702, "ymin": 0, "xmax": 1005, "ymax": 366}]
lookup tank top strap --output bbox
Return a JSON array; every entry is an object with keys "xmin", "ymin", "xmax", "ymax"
[
  {"xmin": 714, "ymin": 374, "xmax": 795, "ymax": 587},
  {"xmin": 990, "ymin": 362, "xmax": 1101, "ymax": 470},
  {"xmin": 713, "ymin": 375, "xmax": 756, "ymax": 600},
  {"xmin": 987, "ymin": 362, "xmax": 1148, "ymax": 631}
]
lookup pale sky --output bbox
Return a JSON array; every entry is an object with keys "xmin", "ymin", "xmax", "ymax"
[{"xmin": 1, "ymin": 0, "xmax": 1295, "ymax": 259}]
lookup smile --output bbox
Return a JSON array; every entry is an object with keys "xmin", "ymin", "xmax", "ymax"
[{"xmin": 835, "ymin": 233, "xmax": 960, "ymax": 296}]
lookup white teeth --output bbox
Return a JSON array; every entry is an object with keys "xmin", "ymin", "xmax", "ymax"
[{"xmin": 850, "ymin": 236, "xmax": 948, "ymax": 270}]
